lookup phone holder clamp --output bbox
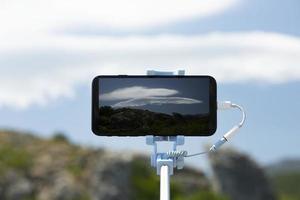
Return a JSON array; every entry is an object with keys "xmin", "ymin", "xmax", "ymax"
[{"xmin": 146, "ymin": 135, "xmax": 185, "ymax": 175}]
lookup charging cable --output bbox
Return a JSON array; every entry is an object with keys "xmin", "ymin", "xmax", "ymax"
[{"xmin": 167, "ymin": 101, "xmax": 246, "ymax": 158}]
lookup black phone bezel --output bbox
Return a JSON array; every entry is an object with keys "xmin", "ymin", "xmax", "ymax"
[{"xmin": 92, "ymin": 75, "xmax": 217, "ymax": 136}]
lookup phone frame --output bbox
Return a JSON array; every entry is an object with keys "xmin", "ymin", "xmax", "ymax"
[{"xmin": 92, "ymin": 75, "xmax": 217, "ymax": 136}]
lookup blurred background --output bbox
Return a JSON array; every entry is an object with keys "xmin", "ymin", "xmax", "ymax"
[{"xmin": 0, "ymin": 0, "xmax": 299, "ymax": 199}]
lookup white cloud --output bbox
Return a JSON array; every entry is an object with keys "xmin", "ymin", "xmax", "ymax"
[
  {"xmin": 1, "ymin": 0, "xmax": 299, "ymax": 110},
  {"xmin": 1, "ymin": 31, "xmax": 300, "ymax": 109},
  {"xmin": 101, "ymin": 86, "xmax": 201, "ymax": 108},
  {"xmin": 112, "ymin": 97, "xmax": 202, "ymax": 108},
  {"xmin": 0, "ymin": 0, "xmax": 238, "ymax": 38},
  {"xmin": 100, "ymin": 86, "xmax": 178, "ymax": 101}
]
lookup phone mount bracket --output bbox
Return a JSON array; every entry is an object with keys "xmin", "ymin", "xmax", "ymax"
[
  {"xmin": 146, "ymin": 135, "xmax": 185, "ymax": 175},
  {"xmin": 146, "ymin": 69, "xmax": 186, "ymax": 176}
]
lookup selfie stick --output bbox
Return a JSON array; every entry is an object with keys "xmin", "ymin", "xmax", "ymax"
[
  {"xmin": 146, "ymin": 70, "xmax": 246, "ymax": 200},
  {"xmin": 146, "ymin": 69, "xmax": 186, "ymax": 200}
]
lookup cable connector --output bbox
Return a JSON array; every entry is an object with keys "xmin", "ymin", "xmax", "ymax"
[
  {"xmin": 210, "ymin": 137, "xmax": 227, "ymax": 152},
  {"xmin": 217, "ymin": 101, "xmax": 233, "ymax": 110},
  {"xmin": 224, "ymin": 125, "xmax": 240, "ymax": 140},
  {"xmin": 210, "ymin": 102, "xmax": 246, "ymax": 152},
  {"xmin": 209, "ymin": 125, "xmax": 240, "ymax": 152}
]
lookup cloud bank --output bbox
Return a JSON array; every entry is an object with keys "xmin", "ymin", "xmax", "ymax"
[
  {"xmin": 1, "ymin": 32, "xmax": 300, "ymax": 109},
  {"xmin": 2, "ymin": 0, "xmax": 299, "ymax": 109},
  {"xmin": 100, "ymin": 86, "xmax": 178, "ymax": 101},
  {"xmin": 101, "ymin": 86, "xmax": 201, "ymax": 108},
  {"xmin": 112, "ymin": 97, "xmax": 202, "ymax": 108},
  {"xmin": 0, "ymin": 0, "xmax": 238, "ymax": 37}
]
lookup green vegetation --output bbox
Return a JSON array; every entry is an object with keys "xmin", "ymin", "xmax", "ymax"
[
  {"xmin": 67, "ymin": 160, "xmax": 84, "ymax": 177},
  {"xmin": 131, "ymin": 158, "xmax": 228, "ymax": 200},
  {"xmin": 176, "ymin": 191, "xmax": 229, "ymax": 200},
  {"xmin": 66, "ymin": 152, "xmax": 86, "ymax": 178},
  {"xmin": 0, "ymin": 144, "xmax": 32, "ymax": 175},
  {"xmin": 52, "ymin": 131, "xmax": 69, "ymax": 143},
  {"xmin": 72, "ymin": 193, "xmax": 91, "ymax": 200},
  {"xmin": 271, "ymin": 171, "xmax": 300, "ymax": 200},
  {"xmin": 131, "ymin": 158, "xmax": 160, "ymax": 199}
]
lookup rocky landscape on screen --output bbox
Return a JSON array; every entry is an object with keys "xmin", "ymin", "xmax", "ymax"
[{"xmin": 97, "ymin": 106, "xmax": 210, "ymax": 135}]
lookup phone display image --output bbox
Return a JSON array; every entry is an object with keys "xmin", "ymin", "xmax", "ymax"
[{"xmin": 92, "ymin": 76, "xmax": 217, "ymax": 136}]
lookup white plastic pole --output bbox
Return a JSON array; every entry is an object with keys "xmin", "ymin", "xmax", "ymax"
[{"xmin": 160, "ymin": 165, "xmax": 170, "ymax": 200}]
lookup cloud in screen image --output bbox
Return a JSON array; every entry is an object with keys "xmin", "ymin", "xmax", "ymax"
[{"xmin": 100, "ymin": 86, "xmax": 202, "ymax": 108}]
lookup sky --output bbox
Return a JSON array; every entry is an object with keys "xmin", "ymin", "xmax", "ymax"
[{"xmin": 0, "ymin": 0, "xmax": 300, "ymax": 169}]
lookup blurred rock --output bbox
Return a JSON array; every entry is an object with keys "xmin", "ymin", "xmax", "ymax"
[
  {"xmin": 88, "ymin": 152, "xmax": 132, "ymax": 200},
  {"xmin": 4, "ymin": 171, "xmax": 33, "ymax": 200},
  {"xmin": 37, "ymin": 171, "xmax": 84, "ymax": 200},
  {"xmin": 209, "ymin": 149, "xmax": 277, "ymax": 200},
  {"xmin": 173, "ymin": 166, "xmax": 210, "ymax": 194}
]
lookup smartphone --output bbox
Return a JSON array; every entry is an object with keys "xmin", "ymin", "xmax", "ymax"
[{"xmin": 92, "ymin": 75, "xmax": 217, "ymax": 136}]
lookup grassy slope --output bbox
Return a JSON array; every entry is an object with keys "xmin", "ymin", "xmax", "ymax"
[{"xmin": 0, "ymin": 130, "xmax": 227, "ymax": 200}]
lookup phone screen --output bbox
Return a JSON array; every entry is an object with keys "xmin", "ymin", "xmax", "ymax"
[{"xmin": 92, "ymin": 75, "xmax": 217, "ymax": 136}]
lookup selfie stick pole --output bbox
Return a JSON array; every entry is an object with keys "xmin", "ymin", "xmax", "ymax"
[
  {"xmin": 146, "ymin": 70, "xmax": 186, "ymax": 200},
  {"xmin": 160, "ymin": 165, "xmax": 170, "ymax": 200}
]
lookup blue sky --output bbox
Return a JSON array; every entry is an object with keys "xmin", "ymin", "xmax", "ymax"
[{"xmin": 0, "ymin": 0, "xmax": 299, "ymax": 169}]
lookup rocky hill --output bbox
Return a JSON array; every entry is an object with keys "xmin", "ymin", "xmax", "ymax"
[
  {"xmin": 0, "ymin": 129, "xmax": 294, "ymax": 200},
  {"xmin": 0, "ymin": 130, "xmax": 225, "ymax": 200}
]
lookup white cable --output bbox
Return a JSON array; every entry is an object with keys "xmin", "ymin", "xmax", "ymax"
[
  {"xmin": 210, "ymin": 101, "xmax": 245, "ymax": 152},
  {"xmin": 231, "ymin": 103, "xmax": 246, "ymax": 128},
  {"xmin": 167, "ymin": 101, "xmax": 246, "ymax": 158},
  {"xmin": 185, "ymin": 151, "xmax": 208, "ymax": 157}
]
